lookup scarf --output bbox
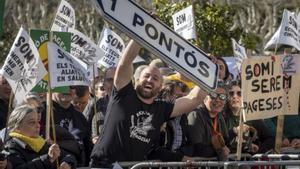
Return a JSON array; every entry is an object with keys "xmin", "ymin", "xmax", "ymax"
[{"xmin": 9, "ymin": 132, "xmax": 46, "ymax": 153}]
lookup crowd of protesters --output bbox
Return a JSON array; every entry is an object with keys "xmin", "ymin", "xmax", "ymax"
[{"xmin": 0, "ymin": 39, "xmax": 299, "ymax": 169}]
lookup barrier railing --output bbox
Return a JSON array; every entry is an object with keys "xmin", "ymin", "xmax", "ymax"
[
  {"xmin": 79, "ymin": 154, "xmax": 300, "ymax": 169},
  {"xmin": 130, "ymin": 161, "xmax": 225, "ymax": 169},
  {"xmin": 130, "ymin": 160, "xmax": 300, "ymax": 169},
  {"xmin": 253, "ymin": 154, "xmax": 300, "ymax": 160}
]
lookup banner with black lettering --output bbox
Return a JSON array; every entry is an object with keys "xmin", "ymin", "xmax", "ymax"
[
  {"xmin": 0, "ymin": 27, "xmax": 47, "ymax": 104},
  {"xmin": 264, "ymin": 9, "xmax": 300, "ymax": 51},
  {"xmin": 97, "ymin": 28, "xmax": 125, "ymax": 68},
  {"xmin": 30, "ymin": 29, "xmax": 72, "ymax": 93},
  {"xmin": 232, "ymin": 38, "xmax": 247, "ymax": 71},
  {"xmin": 47, "ymin": 42, "xmax": 90, "ymax": 87},
  {"xmin": 241, "ymin": 56, "xmax": 299, "ymax": 121},
  {"xmin": 172, "ymin": 5, "xmax": 196, "ymax": 40},
  {"xmin": 69, "ymin": 28, "xmax": 103, "ymax": 64},
  {"xmin": 51, "ymin": 0, "xmax": 75, "ymax": 31}
]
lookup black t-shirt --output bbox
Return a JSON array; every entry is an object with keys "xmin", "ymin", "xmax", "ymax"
[{"xmin": 91, "ymin": 82, "xmax": 174, "ymax": 166}]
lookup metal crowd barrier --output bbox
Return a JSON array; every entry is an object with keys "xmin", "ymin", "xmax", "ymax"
[
  {"xmin": 130, "ymin": 161, "xmax": 225, "ymax": 169},
  {"xmin": 78, "ymin": 154, "xmax": 300, "ymax": 169},
  {"xmin": 224, "ymin": 160, "xmax": 300, "ymax": 169},
  {"xmin": 129, "ymin": 160, "xmax": 300, "ymax": 169},
  {"xmin": 253, "ymin": 154, "xmax": 300, "ymax": 160}
]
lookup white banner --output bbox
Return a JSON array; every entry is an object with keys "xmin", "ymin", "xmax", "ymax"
[
  {"xmin": 69, "ymin": 28, "xmax": 104, "ymax": 64},
  {"xmin": 47, "ymin": 42, "xmax": 90, "ymax": 87},
  {"xmin": 241, "ymin": 56, "xmax": 299, "ymax": 121},
  {"xmin": 231, "ymin": 38, "xmax": 247, "ymax": 71},
  {"xmin": 51, "ymin": 0, "xmax": 76, "ymax": 31},
  {"xmin": 264, "ymin": 9, "xmax": 300, "ymax": 51},
  {"xmin": 172, "ymin": 5, "xmax": 196, "ymax": 40},
  {"xmin": 0, "ymin": 27, "xmax": 47, "ymax": 104},
  {"xmin": 98, "ymin": 28, "xmax": 125, "ymax": 68}
]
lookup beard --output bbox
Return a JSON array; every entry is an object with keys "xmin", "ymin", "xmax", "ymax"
[{"xmin": 136, "ymin": 84, "xmax": 160, "ymax": 99}]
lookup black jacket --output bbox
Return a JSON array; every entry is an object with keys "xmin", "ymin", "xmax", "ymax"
[
  {"xmin": 186, "ymin": 105, "xmax": 230, "ymax": 158},
  {"xmin": 5, "ymin": 137, "xmax": 76, "ymax": 169},
  {"xmin": 0, "ymin": 98, "xmax": 8, "ymax": 130}
]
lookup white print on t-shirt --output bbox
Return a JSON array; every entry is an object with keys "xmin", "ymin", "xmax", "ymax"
[
  {"xmin": 130, "ymin": 111, "xmax": 154, "ymax": 143},
  {"xmin": 59, "ymin": 118, "xmax": 82, "ymax": 145}
]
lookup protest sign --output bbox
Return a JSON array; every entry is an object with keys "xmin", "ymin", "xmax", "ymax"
[
  {"xmin": 30, "ymin": 30, "xmax": 72, "ymax": 93},
  {"xmin": 51, "ymin": 0, "xmax": 75, "ymax": 31},
  {"xmin": 92, "ymin": 0, "xmax": 218, "ymax": 91},
  {"xmin": 241, "ymin": 56, "xmax": 299, "ymax": 121},
  {"xmin": 0, "ymin": 27, "xmax": 47, "ymax": 104},
  {"xmin": 231, "ymin": 38, "xmax": 247, "ymax": 71},
  {"xmin": 69, "ymin": 28, "xmax": 103, "ymax": 64},
  {"xmin": 264, "ymin": 9, "xmax": 300, "ymax": 51},
  {"xmin": 172, "ymin": 5, "xmax": 196, "ymax": 40},
  {"xmin": 98, "ymin": 27, "xmax": 125, "ymax": 68},
  {"xmin": 47, "ymin": 42, "xmax": 89, "ymax": 88}
]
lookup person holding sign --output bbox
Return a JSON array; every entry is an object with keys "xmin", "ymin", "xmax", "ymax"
[
  {"xmin": 4, "ymin": 105, "xmax": 76, "ymax": 169},
  {"xmin": 223, "ymin": 81, "xmax": 274, "ymax": 154},
  {"xmin": 90, "ymin": 40, "xmax": 206, "ymax": 168}
]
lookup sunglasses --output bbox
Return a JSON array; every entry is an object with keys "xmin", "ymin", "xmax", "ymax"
[
  {"xmin": 209, "ymin": 92, "xmax": 227, "ymax": 101},
  {"xmin": 229, "ymin": 91, "xmax": 241, "ymax": 97}
]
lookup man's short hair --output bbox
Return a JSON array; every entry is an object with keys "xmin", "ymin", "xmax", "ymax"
[{"xmin": 74, "ymin": 85, "xmax": 89, "ymax": 97}]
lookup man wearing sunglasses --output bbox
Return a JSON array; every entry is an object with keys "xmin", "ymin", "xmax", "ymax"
[{"xmin": 186, "ymin": 81, "xmax": 230, "ymax": 161}]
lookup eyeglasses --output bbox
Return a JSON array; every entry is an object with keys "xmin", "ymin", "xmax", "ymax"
[
  {"xmin": 229, "ymin": 91, "xmax": 241, "ymax": 97},
  {"xmin": 209, "ymin": 92, "xmax": 227, "ymax": 101}
]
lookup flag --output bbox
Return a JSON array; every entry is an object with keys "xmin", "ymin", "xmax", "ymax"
[
  {"xmin": 231, "ymin": 38, "xmax": 247, "ymax": 71},
  {"xmin": 97, "ymin": 27, "xmax": 125, "ymax": 68},
  {"xmin": 0, "ymin": 27, "xmax": 47, "ymax": 104},
  {"xmin": 264, "ymin": 9, "xmax": 300, "ymax": 51},
  {"xmin": 47, "ymin": 42, "xmax": 90, "ymax": 88},
  {"xmin": 172, "ymin": 5, "xmax": 196, "ymax": 40},
  {"xmin": 69, "ymin": 28, "xmax": 104, "ymax": 64},
  {"xmin": 51, "ymin": 0, "xmax": 75, "ymax": 31}
]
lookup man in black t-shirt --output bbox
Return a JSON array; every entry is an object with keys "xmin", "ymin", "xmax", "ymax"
[{"xmin": 90, "ymin": 40, "xmax": 206, "ymax": 168}]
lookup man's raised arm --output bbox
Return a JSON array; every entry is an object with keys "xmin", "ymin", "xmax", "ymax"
[
  {"xmin": 170, "ymin": 86, "xmax": 207, "ymax": 118},
  {"xmin": 114, "ymin": 40, "xmax": 141, "ymax": 90}
]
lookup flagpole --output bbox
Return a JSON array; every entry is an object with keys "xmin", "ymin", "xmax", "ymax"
[
  {"xmin": 3, "ymin": 89, "xmax": 14, "ymax": 144},
  {"xmin": 7, "ymin": 89, "xmax": 14, "ymax": 116},
  {"xmin": 47, "ymin": 31, "xmax": 59, "ymax": 169},
  {"xmin": 236, "ymin": 108, "xmax": 244, "ymax": 160},
  {"xmin": 92, "ymin": 64, "xmax": 97, "ymax": 118},
  {"xmin": 274, "ymin": 47, "xmax": 291, "ymax": 153}
]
